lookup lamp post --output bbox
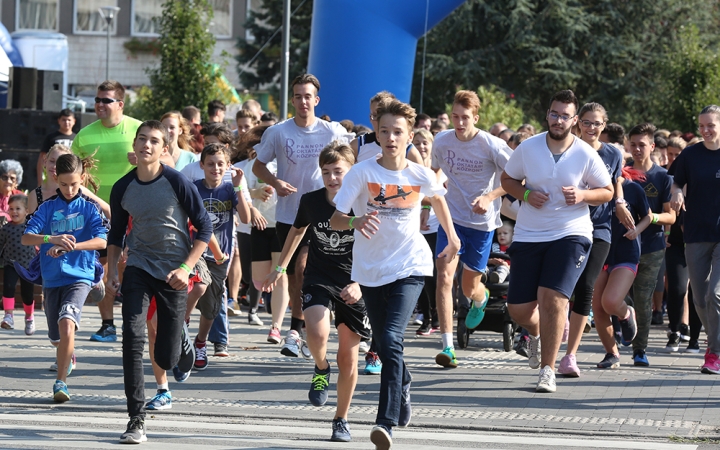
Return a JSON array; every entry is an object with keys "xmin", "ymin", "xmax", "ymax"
[{"xmin": 98, "ymin": 6, "xmax": 120, "ymax": 82}]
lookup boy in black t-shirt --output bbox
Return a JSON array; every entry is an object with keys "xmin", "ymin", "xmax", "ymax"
[{"xmin": 263, "ymin": 141, "xmax": 368, "ymax": 443}]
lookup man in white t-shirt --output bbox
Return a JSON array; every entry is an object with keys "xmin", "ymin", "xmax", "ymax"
[
  {"xmin": 253, "ymin": 74, "xmax": 353, "ymax": 357},
  {"xmin": 500, "ymin": 90, "xmax": 613, "ymax": 393},
  {"xmin": 431, "ymin": 90, "xmax": 513, "ymax": 368}
]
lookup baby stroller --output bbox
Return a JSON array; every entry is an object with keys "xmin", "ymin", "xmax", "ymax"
[{"xmin": 456, "ymin": 252, "xmax": 517, "ymax": 351}]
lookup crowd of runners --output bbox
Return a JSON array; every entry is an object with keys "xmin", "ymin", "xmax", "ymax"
[{"xmin": 0, "ymin": 73, "xmax": 719, "ymax": 450}]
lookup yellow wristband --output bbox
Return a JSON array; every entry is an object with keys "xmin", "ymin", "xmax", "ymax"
[{"xmin": 179, "ymin": 263, "xmax": 191, "ymax": 273}]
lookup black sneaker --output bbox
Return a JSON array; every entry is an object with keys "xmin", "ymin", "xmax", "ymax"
[
  {"xmin": 686, "ymin": 339, "xmax": 700, "ymax": 353},
  {"xmin": 119, "ymin": 416, "xmax": 147, "ymax": 444},
  {"xmin": 651, "ymin": 310, "xmax": 664, "ymax": 325},
  {"xmin": 177, "ymin": 322, "xmax": 195, "ymax": 373},
  {"xmin": 331, "ymin": 417, "xmax": 351, "ymax": 442},
  {"xmin": 90, "ymin": 323, "xmax": 117, "ymax": 342},
  {"xmin": 416, "ymin": 323, "xmax": 431, "ymax": 336},
  {"xmin": 308, "ymin": 364, "xmax": 331, "ymax": 406},
  {"xmin": 664, "ymin": 332, "xmax": 680, "ymax": 353},
  {"xmin": 597, "ymin": 353, "xmax": 620, "ymax": 369},
  {"xmin": 678, "ymin": 323, "xmax": 691, "ymax": 342},
  {"xmin": 619, "ymin": 306, "xmax": 638, "ymax": 343},
  {"xmin": 398, "ymin": 382, "xmax": 411, "ymax": 427},
  {"xmin": 514, "ymin": 335, "xmax": 530, "ymax": 358}
]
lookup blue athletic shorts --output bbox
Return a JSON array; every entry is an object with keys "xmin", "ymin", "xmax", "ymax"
[
  {"xmin": 506, "ymin": 235, "xmax": 592, "ymax": 304},
  {"xmin": 436, "ymin": 223, "xmax": 494, "ymax": 273}
]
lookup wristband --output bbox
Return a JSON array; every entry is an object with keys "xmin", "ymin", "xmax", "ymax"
[
  {"xmin": 664, "ymin": 231, "xmax": 671, "ymax": 236},
  {"xmin": 43, "ymin": 235, "xmax": 50, "ymax": 243},
  {"xmin": 652, "ymin": 214, "xmax": 659, "ymax": 224},
  {"xmin": 179, "ymin": 263, "xmax": 191, "ymax": 273},
  {"xmin": 348, "ymin": 216, "xmax": 357, "ymax": 229},
  {"xmin": 523, "ymin": 189, "xmax": 531, "ymax": 202},
  {"xmin": 234, "ymin": 185, "xmax": 243, "ymax": 192},
  {"xmin": 275, "ymin": 265, "xmax": 287, "ymax": 274},
  {"xmin": 422, "ymin": 205, "xmax": 431, "ymax": 210},
  {"xmin": 217, "ymin": 254, "xmax": 228, "ymax": 264}
]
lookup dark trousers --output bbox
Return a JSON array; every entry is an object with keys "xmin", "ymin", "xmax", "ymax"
[
  {"xmin": 571, "ymin": 239, "xmax": 610, "ymax": 316},
  {"xmin": 121, "ymin": 266, "xmax": 187, "ymax": 419},
  {"xmin": 361, "ymin": 276, "xmax": 424, "ymax": 427},
  {"xmin": 419, "ymin": 233, "xmax": 438, "ymax": 324},
  {"xmin": 3, "ymin": 265, "xmax": 35, "ymax": 305}
]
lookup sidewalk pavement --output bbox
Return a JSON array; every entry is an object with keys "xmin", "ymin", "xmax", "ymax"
[{"xmin": 1, "ymin": 306, "xmax": 719, "ymax": 440}]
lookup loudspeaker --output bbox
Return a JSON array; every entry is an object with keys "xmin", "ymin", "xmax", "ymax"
[
  {"xmin": 7, "ymin": 67, "xmax": 38, "ymax": 109},
  {"xmin": 37, "ymin": 70, "xmax": 63, "ymax": 112}
]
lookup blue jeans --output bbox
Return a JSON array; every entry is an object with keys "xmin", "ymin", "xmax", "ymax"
[
  {"xmin": 361, "ymin": 276, "xmax": 425, "ymax": 427},
  {"xmin": 208, "ymin": 284, "xmax": 228, "ymax": 345}
]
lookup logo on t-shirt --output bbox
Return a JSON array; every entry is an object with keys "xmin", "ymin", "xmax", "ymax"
[
  {"xmin": 366, "ymin": 183, "xmax": 420, "ymax": 218},
  {"xmin": 284, "ymin": 138, "xmax": 324, "ymax": 165},
  {"xmin": 203, "ymin": 198, "xmax": 233, "ymax": 227},
  {"xmin": 644, "ymin": 183, "xmax": 659, "ymax": 198},
  {"xmin": 313, "ymin": 228, "xmax": 353, "ymax": 253},
  {"xmin": 443, "ymin": 150, "xmax": 484, "ymax": 174},
  {"xmin": 51, "ymin": 211, "xmax": 86, "ymax": 234}
]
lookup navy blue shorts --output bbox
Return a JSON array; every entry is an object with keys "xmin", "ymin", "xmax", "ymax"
[
  {"xmin": 436, "ymin": 222, "xmax": 494, "ymax": 273},
  {"xmin": 506, "ymin": 236, "xmax": 592, "ymax": 304}
]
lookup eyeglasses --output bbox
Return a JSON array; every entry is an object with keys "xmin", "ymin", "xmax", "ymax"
[
  {"xmin": 95, "ymin": 97, "xmax": 121, "ymax": 104},
  {"xmin": 548, "ymin": 112, "xmax": 576, "ymax": 122},
  {"xmin": 0, "ymin": 175, "xmax": 17, "ymax": 182},
  {"xmin": 580, "ymin": 120, "xmax": 605, "ymax": 128}
]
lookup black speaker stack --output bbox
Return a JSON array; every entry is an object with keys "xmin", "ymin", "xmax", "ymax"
[{"xmin": 7, "ymin": 67, "xmax": 63, "ymax": 111}]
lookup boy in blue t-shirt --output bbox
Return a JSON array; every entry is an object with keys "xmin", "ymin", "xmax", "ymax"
[
  {"xmin": 23, "ymin": 154, "xmax": 108, "ymax": 403},
  {"xmin": 189, "ymin": 143, "xmax": 251, "ymax": 371}
]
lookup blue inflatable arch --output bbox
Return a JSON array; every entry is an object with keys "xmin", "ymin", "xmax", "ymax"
[{"xmin": 307, "ymin": 0, "xmax": 465, "ymax": 125}]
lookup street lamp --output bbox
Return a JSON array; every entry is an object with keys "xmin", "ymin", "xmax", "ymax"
[{"xmin": 98, "ymin": 6, "xmax": 120, "ymax": 82}]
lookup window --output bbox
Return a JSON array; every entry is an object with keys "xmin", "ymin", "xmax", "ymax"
[
  {"xmin": 209, "ymin": 0, "xmax": 231, "ymax": 38},
  {"xmin": 75, "ymin": 0, "xmax": 118, "ymax": 34},
  {"xmin": 17, "ymin": 0, "xmax": 58, "ymax": 30},
  {"xmin": 132, "ymin": 0, "xmax": 161, "ymax": 35}
]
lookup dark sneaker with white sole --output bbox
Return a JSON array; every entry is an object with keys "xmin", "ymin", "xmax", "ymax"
[
  {"xmin": 119, "ymin": 416, "xmax": 147, "ymax": 444},
  {"xmin": 308, "ymin": 364, "xmax": 331, "ymax": 406}
]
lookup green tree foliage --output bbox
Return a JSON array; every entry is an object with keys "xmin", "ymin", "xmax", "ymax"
[
  {"xmin": 133, "ymin": 0, "xmax": 233, "ymax": 121},
  {"xmin": 235, "ymin": 0, "xmax": 313, "ymax": 96},
  {"xmin": 412, "ymin": 0, "xmax": 718, "ymax": 131}
]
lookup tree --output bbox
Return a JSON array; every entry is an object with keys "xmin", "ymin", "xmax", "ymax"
[{"xmin": 133, "ymin": 0, "xmax": 234, "ymax": 121}]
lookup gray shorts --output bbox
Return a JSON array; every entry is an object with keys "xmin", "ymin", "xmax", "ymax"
[
  {"xmin": 44, "ymin": 282, "xmax": 91, "ymax": 343},
  {"xmin": 196, "ymin": 259, "xmax": 229, "ymax": 320},
  {"xmin": 194, "ymin": 257, "xmax": 211, "ymax": 285}
]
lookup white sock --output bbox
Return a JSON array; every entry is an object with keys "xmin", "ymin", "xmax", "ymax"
[
  {"xmin": 157, "ymin": 382, "xmax": 169, "ymax": 392},
  {"xmin": 441, "ymin": 332, "xmax": 453, "ymax": 349}
]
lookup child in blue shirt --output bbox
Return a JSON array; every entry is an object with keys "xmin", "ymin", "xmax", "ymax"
[{"xmin": 23, "ymin": 154, "xmax": 108, "ymax": 403}]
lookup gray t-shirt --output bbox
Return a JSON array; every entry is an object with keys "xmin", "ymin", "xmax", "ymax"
[
  {"xmin": 254, "ymin": 118, "xmax": 353, "ymax": 224},
  {"xmin": 432, "ymin": 129, "xmax": 513, "ymax": 231}
]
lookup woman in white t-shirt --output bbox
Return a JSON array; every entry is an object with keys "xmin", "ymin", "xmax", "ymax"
[{"xmin": 331, "ymin": 100, "xmax": 459, "ymax": 450}]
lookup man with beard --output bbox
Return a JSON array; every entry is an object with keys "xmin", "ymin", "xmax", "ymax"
[{"xmin": 500, "ymin": 90, "xmax": 613, "ymax": 393}]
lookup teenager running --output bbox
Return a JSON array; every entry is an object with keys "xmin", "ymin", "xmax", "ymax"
[
  {"xmin": 331, "ymin": 99, "xmax": 460, "ymax": 450},
  {"xmin": 501, "ymin": 90, "xmax": 613, "ymax": 393}
]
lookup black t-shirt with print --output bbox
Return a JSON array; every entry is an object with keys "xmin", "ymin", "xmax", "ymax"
[
  {"xmin": 41, "ymin": 131, "xmax": 76, "ymax": 154},
  {"xmin": 294, "ymin": 187, "xmax": 353, "ymax": 295}
]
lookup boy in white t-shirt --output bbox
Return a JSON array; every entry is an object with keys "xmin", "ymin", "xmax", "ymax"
[
  {"xmin": 331, "ymin": 99, "xmax": 460, "ymax": 450},
  {"xmin": 500, "ymin": 90, "xmax": 613, "ymax": 394}
]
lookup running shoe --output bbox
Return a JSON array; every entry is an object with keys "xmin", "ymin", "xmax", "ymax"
[
  {"xmin": 596, "ymin": 353, "xmax": 620, "ymax": 369},
  {"xmin": 1, "ymin": 313, "xmax": 14, "ymax": 330},
  {"xmin": 213, "ymin": 343, "xmax": 229, "ymax": 357},
  {"xmin": 465, "ymin": 290, "xmax": 489, "ymax": 330},
  {"xmin": 370, "ymin": 425, "xmax": 392, "ymax": 450},
  {"xmin": 24, "ymin": 317, "xmax": 35, "ymax": 336},
  {"xmin": 528, "ymin": 335, "xmax": 541, "ymax": 369},
  {"xmin": 364, "ymin": 352, "xmax": 382, "ymax": 375},
  {"xmin": 678, "ymin": 323, "xmax": 691, "ymax": 343},
  {"xmin": 633, "ymin": 349, "xmax": 649, "ymax": 366},
  {"xmin": 267, "ymin": 327, "xmax": 282, "ymax": 344},
  {"xmin": 398, "ymin": 382, "xmax": 411, "ymax": 427},
  {"xmin": 53, "ymin": 380, "xmax": 70, "ymax": 403},
  {"xmin": 172, "ymin": 365, "xmax": 191, "ymax": 383},
  {"xmin": 435, "ymin": 346, "xmax": 458, "ymax": 368},
  {"xmin": 701, "ymin": 350, "xmax": 720, "ymax": 374},
  {"xmin": 248, "ymin": 313, "xmax": 263, "ymax": 326},
  {"xmin": 281, "ymin": 330, "xmax": 302, "ymax": 357},
  {"xmin": 193, "ymin": 337, "xmax": 208, "ymax": 371},
  {"xmin": 536, "ymin": 365, "xmax": 556, "ymax": 393},
  {"xmin": 227, "ymin": 298, "xmax": 241, "ymax": 316},
  {"xmin": 358, "ymin": 340, "xmax": 370, "ymax": 354},
  {"xmin": 119, "ymin": 416, "xmax": 147, "ymax": 444},
  {"xmin": 416, "ymin": 323, "xmax": 432, "ymax": 336},
  {"xmin": 619, "ymin": 306, "xmax": 638, "ymax": 343},
  {"xmin": 651, "ymin": 310, "xmax": 664, "ymax": 325},
  {"xmin": 49, "ymin": 361, "xmax": 58, "ymax": 372},
  {"xmin": 514, "ymin": 335, "xmax": 530, "ymax": 358},
  {"xmin": 308, "ymin": 364, "xmax": 331, "ymax": 406},
  {"xmin": 558, "ymin": 354, "xmax": 580, "ymax": 378},
  {"xmin": 177, "ymin": 322, "xmax": 195, "ymax": 372},
  {"xmin": 686, "ymin": 339, "xmax": 700, "ymax": 353},
  {"xmin": 331, "ymin": 417, "xmax": 351, "ymax": 442},
  {"xmin": 412, "ymin": 313, "xmax": 423, "ymax": 325},
  {"xmin": 145, "ymin": 390, "xmax": 172, "ymax": 410},
  {"xmin": 90, "ymin": 323, "xmax": 117, "ymax": 342},
  {"xmin": 664, "ymin": 332, "xmax": 681, "ymax": 353}
]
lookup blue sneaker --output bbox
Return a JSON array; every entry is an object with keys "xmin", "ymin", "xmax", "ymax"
[
  {"xmin": 145, "ymin": 390, "xmax": 172, "ymax": 410},
  {"xmin": 364, "ymin": 352, "xmax": 382, "ymax": 375},
  {"xmin": 172, "ymin": 365, "xmax": 191, "ymax": 383},
  {"xmin": 633, "ymin": 349, "xmax": 649, "ymax": 367},
  {"xmin": 370, "ymin": 425, "xmax": 392, "ymax": 450},
  {"xmin": 464, "ymin": 289, "xmax": 489, "ymax": 330},
  {"xmin": 90, "ymin": 323, "xmax": 117, "ymax": 342},
  {"xmin": 435, "ymin": 346, "xmax": 458, "ymax": 368},
  {"xmin": 398, "ymin": 382, "xmax": 411, "ymax": 427},
  {"xmin": 331, "ymin": 418, "xmax": 351, "ymax": 442},
  {"xmin": 308, "ymin": 364, "xmax": 331, "ymax": 406},
  {"xmin": 53, "ymin": 380, "xmax": 70, "ymax": 403}
]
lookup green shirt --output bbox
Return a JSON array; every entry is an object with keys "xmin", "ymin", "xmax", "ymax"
[
  {"xmin": 175, "ymin": 150, "xmax": 197, "ymax": 172},
  {"xmin": 71, "ymin": 116, "xmax": 142, "ymax": 202}
]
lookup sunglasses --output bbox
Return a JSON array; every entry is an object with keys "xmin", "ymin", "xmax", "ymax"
[{"xmin": 95, "ymin": 97, "xmax": 121, "ymax": 104}]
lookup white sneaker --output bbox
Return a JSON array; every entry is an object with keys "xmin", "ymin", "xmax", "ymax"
[
  {"xmin": 536, "ymin": 365, "xmax": 556, "ymax": 393},
  {"xmin": 280, "ymin": 330, "xmax": 301, "ymax": 357},
  {"xmin": 412, "ymin": 313, "xmax": 424, "ymax": 326},
  {"xmin": 1, "ymin": 313, "xmax": 14, "ymax": 330},
  {"xmin": 359, "ymin": 341, "xmax": 370, "ymax": 354},
  {"xmin": 528, "ymin": 335, "xmax": 541, "ymax": 369},
  {"xmin": 248, "ymin": 313, "xmax": 263, "ymax": 326}
]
